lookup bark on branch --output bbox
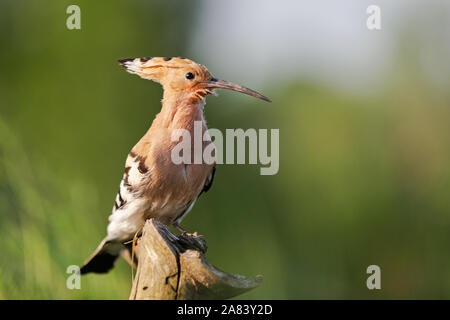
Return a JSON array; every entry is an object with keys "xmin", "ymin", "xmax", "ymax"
[{"xmin": 129, "ymin": 219, "xmax": 262, "ymax": 300}]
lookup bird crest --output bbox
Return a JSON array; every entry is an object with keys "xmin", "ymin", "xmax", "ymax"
[{"xmin": 118, "ymin": 57, "xmax": 212, "ymax": 84}]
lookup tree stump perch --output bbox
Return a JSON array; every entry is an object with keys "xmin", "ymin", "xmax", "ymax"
[{"xmin": 129, "ymin": 219, "xmax": 262, "ymax": 300}]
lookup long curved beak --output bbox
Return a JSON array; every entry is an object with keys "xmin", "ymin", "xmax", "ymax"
[{"xmin": 203, "ymin": 78, "xmax": 271, "ymax": 102}]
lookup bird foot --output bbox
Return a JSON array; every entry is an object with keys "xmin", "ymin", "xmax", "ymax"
[
  {"xmin": 171, "ymin": 222, "xmax": 207, "ymax": 253},
  {"xmin": 173, "ymin": 222, "xmax": 202, "ymax": 238},
  {"xmin": 181, "ymin": 231, "xmax": 203, "ymax": 238}
]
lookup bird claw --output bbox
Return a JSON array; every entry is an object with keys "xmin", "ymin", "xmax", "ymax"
[
  {"xmin": 173, "ymin": 222, "xmax": 203, "ymax": 238},
  {"xmin": 181, "ymin": 231, "xmax": 202, "ymax": 238}
]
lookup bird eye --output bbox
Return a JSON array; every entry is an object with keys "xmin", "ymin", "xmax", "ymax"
[{"xmin": 185, "ymin": 72, "xmax": 195, "ymax": 80}]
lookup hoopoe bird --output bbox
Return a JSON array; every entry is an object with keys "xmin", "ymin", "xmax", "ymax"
[{"xmin": 80, "ymin": 57, "xmax": 270, "ymax": 274}]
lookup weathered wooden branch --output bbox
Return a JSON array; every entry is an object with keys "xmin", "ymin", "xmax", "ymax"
[{"xmin": 129, "ymin": 219, "xmax": 262, "ymax": 300}]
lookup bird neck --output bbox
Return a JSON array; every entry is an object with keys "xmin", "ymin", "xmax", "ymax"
[{"xmin": 156, "ymin": 89, "xmax": 206, "ymax": 130}]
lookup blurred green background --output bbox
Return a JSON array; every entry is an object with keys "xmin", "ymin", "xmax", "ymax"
[{"xmin": 1, "ymin": 0, "xmax": 450, "ymax": 299}]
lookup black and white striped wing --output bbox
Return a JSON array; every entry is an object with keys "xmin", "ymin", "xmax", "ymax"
[{"xmin": 105, "ymin": 152, "xmax": 149, "ymax": 242}]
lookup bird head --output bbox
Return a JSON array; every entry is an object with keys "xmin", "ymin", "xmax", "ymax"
[{"xmin": 118, "ymin": 57, "xmax": 271, "ymax": 102}]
